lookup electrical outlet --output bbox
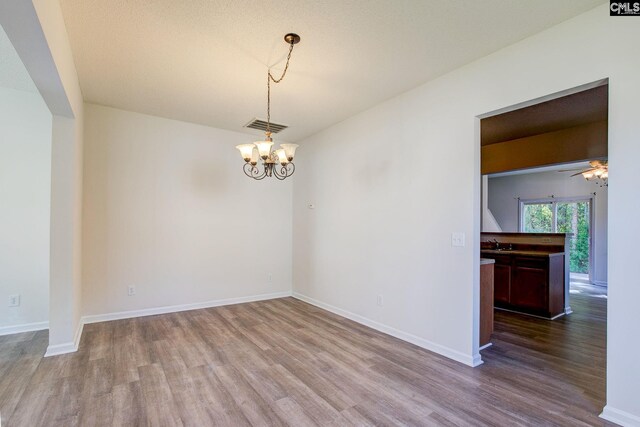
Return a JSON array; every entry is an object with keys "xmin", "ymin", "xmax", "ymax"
[
  {"xmin": 268, "ymin": 273, "xmax": 273, "ymax": 284},
  {"xmin": 128, "ymin": 286, "xmax": 136, "ymax": 296},
  {"xmin": 377, "ymin": 295, "xmax": 384, "ymax": 306},
  {"xmin": 9, "ymin": 294, "xmax": 20, "ymax": 307},
  {"xmin": 451, "ymin": 232, "xmax": 466, "ymax": 247}
]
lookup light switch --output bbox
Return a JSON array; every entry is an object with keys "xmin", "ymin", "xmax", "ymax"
[{"xmin": 451, "ymin": 232, "xmax": 465, "ymax": 247}]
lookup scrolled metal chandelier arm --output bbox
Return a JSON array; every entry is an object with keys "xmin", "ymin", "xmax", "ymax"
[
  {"xmin": 243, "ymin": 162, "xmax": 267, "ymax": 180},
  {"xmin": 235, "ymin": 33, "xmax": 301, "ymax": 181},
  {"xmin": 273, "ymin": 162, "xmax": 295, "ymax": 180}
]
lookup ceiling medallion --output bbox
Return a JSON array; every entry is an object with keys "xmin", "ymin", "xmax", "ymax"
[{"xmin": 236, "ymin": 33, "xmax": 301, "ymax": 180}]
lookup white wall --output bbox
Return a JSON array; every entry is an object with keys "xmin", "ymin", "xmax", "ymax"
[
  {"xmin": 488, "ymin": 170, "xmax": 608, "ymax": 285},
  {"xmin": 1, "ymin": 0, "xmax": 87, "ymax": 352},
  {"xmin": 292, "ymin": 5, "xmax": 639, "ymax": 424},
  {"xmin": 481, "ymin": 175, "xmax": 502, "ymax": 232},
  {"xmin": 47, "ymin": 112, "xmax": 84, "ymax": 353},
  {"xmin": 33, "ymin": 0, "xmax": 85, "ymax": 352},
  {"xmin": 82, "ymin": 104, "xmax": 292, "ymax": 317},
  {"xmin": 0, "ymin": 86, "xmax": 52, "ymax": 333}
]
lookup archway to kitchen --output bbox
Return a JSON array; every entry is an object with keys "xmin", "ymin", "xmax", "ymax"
[{"xmin": 475, "ymin": 79, "xmax": 608, "ymax": 414}]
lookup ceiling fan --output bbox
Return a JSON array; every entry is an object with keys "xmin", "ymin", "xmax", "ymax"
[{"xmin": 559, "ymin": 160, "xmax": 608, "ymax": 186}]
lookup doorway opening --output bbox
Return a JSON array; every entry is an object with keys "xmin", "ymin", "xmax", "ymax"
[
  {"xmin": 0, "ymin": 24, "xmax": 52, "ymax": 338},
  {"xmin": 477, "ymin": 80, "xmax": 609, "ymax": 417}
]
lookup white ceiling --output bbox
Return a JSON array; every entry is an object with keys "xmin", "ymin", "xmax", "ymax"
[
  {"xmin": 59, "ymin": 0, "xmax": 604, "ymax": 142},
  {"xmin": 0, "ymin": 24, "xmax": 37, "ymax": 92}
]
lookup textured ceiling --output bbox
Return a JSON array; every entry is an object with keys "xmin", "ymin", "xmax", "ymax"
[
  {"xmin": 0, "ymin": 24, "xmax": 37, "ymax": 92},
  {"xmin": 59, "ymin": 0, "xmax": 604, "ymax": 142}
]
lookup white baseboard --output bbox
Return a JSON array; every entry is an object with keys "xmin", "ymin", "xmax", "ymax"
[
  {"xmin": 45, "ymin": 320, "xmax": 84, "ymax": 357},
  {"xmin": 0, "ymin": 321, "xmax": 48, "ymax": 336},
  {"xmin": 601, "ymin": 405, "xmax": 640, "ymax": 426},
  {"xmin": 479, "ymin": 342, "xmax": 493, "ymax": 351},
  {"xmin": 495, "ymin": 307, "xmax": 566, "ymax": 321},
  {"xmin": 43, "ymin": 291, "xmax": 291, "ymax": 357},
  {"xmin": 81, "ymin": 291, "xmax": 292, "ymax": 324},
  {"xmin": 292, "ymin": 292, "xmax": 482, "ymax": 367}
]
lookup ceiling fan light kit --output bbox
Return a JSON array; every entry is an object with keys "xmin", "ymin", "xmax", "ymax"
[
  {"xmin": 236, "ymin": 33, "xmax": 301, "ymax": 181},
  {"xmin": 572, "ymin": 160, "xmax": 608, "ymax": 187}
]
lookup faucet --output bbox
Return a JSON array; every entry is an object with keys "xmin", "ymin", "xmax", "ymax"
[{"xmin": 491, "ymin": 239, "xmax": 500, "ymax": 250}]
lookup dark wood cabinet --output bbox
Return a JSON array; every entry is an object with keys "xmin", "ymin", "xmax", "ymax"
[
  {"xmin": 481, "ymin": 251, "xmax": 565, "ymax": 319},
  {"xmin": 511, "ymin": 264, "xmax": 548, "ymax": 311},
  {"xmin": 493, "ymin": 262, "xmax": 511, "ymax": 305}
]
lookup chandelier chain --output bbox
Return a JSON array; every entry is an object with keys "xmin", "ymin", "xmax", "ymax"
[{"xmin": 266, "ymin": 42, "xmax": 295, "ymax": 134}]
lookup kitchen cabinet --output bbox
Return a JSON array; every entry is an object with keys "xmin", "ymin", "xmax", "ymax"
[
  {"xmin": 492, "ymin": 255, "xmax": 512, "ymax": 305},
  {"xmin": 512, "ymin": 260, "xmax": 548, "ymax": 312},
  {"xmin": 481, "ymin": 251, "xmax": 565, "ymax": 319}
]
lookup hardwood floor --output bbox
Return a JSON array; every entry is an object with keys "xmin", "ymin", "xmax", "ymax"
[{"xmin": 0, "ymin": 295, "xmax": 611, "ymax": 426}]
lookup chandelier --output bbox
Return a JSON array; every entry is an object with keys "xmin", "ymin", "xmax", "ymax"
[
  {"xmin": 236, "ymin": 33, "xmax": 301, "ymax": 180},
  {"xmin": 573, "ymin": 160, "xmax": 608, "ymax": 187}
]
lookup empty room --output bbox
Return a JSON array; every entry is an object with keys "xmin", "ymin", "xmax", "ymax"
[{"xmin": 0, "ymin": 1, "xmax": 639, "ymax": 426}]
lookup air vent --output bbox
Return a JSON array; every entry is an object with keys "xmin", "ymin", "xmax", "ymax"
[{"xmin": 244, "ymin": 118, "xmax": 288, "ymax": 134}]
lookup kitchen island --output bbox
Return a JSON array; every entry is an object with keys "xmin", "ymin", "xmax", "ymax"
[{"xmin": 481, "ymin": 232, "xmax": 567, "ymax": 319}]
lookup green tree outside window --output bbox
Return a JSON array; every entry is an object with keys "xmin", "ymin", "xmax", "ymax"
[{"xmin": 521, "ymin": 200, "xmax": 590, "ymax": 274}]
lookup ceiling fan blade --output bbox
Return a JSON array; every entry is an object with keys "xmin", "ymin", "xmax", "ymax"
[{"xmin": 570, "ymin": 167, "xmax": 601, "ymax": 177}]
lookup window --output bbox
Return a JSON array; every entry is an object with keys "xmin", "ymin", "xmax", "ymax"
[
  {"xmin": 519, "ymin": 197, "xmax": 592, "ymax": 276},
  {"xmin": 521, "ymin": 202, "xmax": 553, "ymax": 233}
]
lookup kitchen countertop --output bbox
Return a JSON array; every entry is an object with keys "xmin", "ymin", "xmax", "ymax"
[
  {"xmin": 480, "ymin": 258, "xmax": 495, "ymax": 265},
  {"xmin": 481, "ymin": 249, "xmax": 565, "ymax": 258}
]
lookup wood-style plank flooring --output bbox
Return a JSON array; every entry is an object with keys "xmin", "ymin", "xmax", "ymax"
[{"xmin": 0, "ymin": 294, "xmax": 611, "ymax": 426}]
